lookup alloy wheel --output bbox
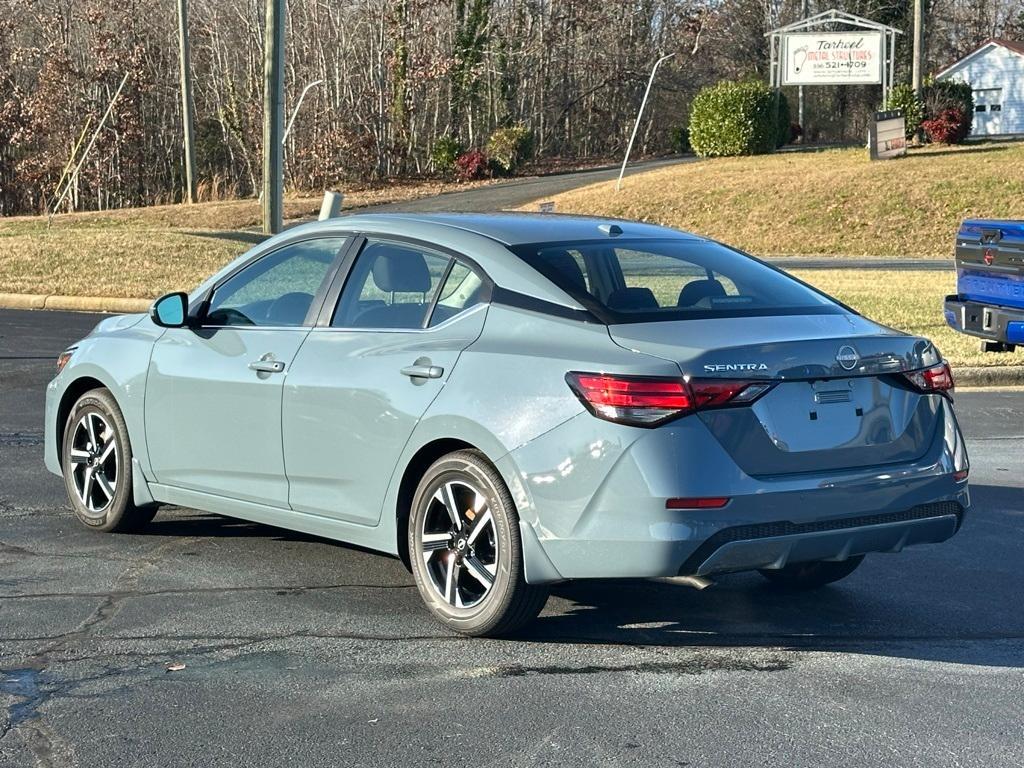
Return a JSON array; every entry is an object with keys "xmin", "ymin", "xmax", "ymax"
[
  {"xmin": 68, "ymin": 411, "xmax": 118, "ymax": 516},
  {"xmin": 420, "ymin": 479, "xmax": 498, "ymax": 609}
]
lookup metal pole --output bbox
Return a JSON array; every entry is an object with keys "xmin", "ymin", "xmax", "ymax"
[
  {"xmin": 798, "ymin": 0, "xmax": 808, "ymax": 132},
  {"xmin": 262, "ymin": 0, "xmax": 285, "ymax": 235},
  {"xmin": 177, "ymin": 0, "xmax": 197, "ymax": 204},
  {"xmin": 283, "ymin": 79, "xmax": 324, "ymax": 143},
  {"xmin": 912, "ymin": 0, "xmax": 924, "ymax": 96},
  {"xmin": 616, "ymin": 53, "xmax": 675, "ymax": 192}
]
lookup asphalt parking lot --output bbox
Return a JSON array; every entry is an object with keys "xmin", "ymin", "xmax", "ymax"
[{"xmin": 2, "ymin": 308, "xmax": 1023, "ymax": 768}]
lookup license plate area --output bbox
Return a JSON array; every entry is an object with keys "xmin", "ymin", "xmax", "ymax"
[{"xmin": 750, "ymin": 378, "xmax": 916, "ymax": 454}]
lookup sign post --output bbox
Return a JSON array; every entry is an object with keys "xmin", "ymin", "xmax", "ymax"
[
  {"xmin": 768, "ymin": 10, "xmax": 901, "ymax": 113},
  {"xmin": 869, "ymin": 109, "xmax": 907, "ymax": 160}
]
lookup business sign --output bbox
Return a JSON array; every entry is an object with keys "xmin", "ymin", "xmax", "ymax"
[
  {"xmin": 782, "ymin": 31, "xmax": 883, "ymax": 85},
  {"xmin": 869, "ymin": 109, "xmax": 907, "ymax": 160}
]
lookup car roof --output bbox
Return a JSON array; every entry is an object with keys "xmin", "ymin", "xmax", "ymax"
[{"xmin": 290, "ymin": 212, "xmax": 704, "ymax": 247}]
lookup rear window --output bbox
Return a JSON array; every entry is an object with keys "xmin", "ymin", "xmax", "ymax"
[{"xmin": 509, "ymin": 238, "xmax": 844, "ymax": 322}]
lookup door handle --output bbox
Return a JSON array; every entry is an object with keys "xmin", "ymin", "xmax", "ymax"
[
  {"xmin": 249, "ymin": 358, "xmax": 286, "ymax": 374},
  {"xmin": 400, "ymin": 364, "xmax": 444, "ymax": 379}
]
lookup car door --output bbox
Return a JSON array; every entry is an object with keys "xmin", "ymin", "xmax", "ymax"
[
  {"xmin": 145, "ymin": 236, "xmax": 349, "ymax": 507},
  {"xmin": 282, "ymin": 237, "xmax": 489, "ymax": 525}
]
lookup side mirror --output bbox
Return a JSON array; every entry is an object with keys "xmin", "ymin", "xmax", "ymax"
[{"xmin": 150, "ymin": 292, "xmax": 189, "ymax": 328}]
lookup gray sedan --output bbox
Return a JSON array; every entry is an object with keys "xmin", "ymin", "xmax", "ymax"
[{"xmin": 44, "ymin": 213, "xmax": 969, "ymax": 636}]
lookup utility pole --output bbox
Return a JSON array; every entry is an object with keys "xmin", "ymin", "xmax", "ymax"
[
  {"xmin": 798, "ymin": 0, "xmax": 808, "ymax": 132},
  {"xmin": 262, "ymin": 0, "xmax": 285, "ymax": 234},
  {"xmin": 912, "ymin": 0, "xmax": 924, "ymax": 95},
  {"xmin": 176, "ymin": 0, "xmax": 197, "ymax": 204}
]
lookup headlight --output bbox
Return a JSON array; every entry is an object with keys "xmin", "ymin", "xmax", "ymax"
[{"xmin": 56, "ymin": 348, "xmax": 76, "ymax": 374}]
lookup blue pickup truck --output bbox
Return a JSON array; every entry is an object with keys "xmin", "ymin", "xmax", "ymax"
[{"xmin": 945, "ymin": 219, "xmax": 1024, "ymax": 353}]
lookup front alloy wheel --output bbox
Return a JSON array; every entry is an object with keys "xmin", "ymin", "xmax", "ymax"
[
  {"xmin": 68, "ymin": 411, "xmax": 119, "ymax": 515},
  {"xmin": 409, "ymin": 450, "xmax": 548, "ymax": 636},
  {"xmin": 62, "ymin": 388, "xmax": 157, "ymax": 532}
]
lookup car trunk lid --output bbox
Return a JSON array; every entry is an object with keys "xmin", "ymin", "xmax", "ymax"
[{"xmin": 608, "ymin": 314, "xmax": 945, "ymax": 476}]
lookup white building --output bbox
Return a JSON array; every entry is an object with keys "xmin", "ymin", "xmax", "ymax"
[{"xmin": 936, "ymin": 38, "xmax": 1024, "ymax": 136}]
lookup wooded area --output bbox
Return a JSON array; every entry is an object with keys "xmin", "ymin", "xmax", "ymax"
[{"xmin": 1, "ymin": 0, "xmax": 1021, "ymax": 216}]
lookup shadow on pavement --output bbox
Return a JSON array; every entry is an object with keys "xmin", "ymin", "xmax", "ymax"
[{"xmin": 124, "ymin": 482, "xmax": 1024, "ymax": 668}]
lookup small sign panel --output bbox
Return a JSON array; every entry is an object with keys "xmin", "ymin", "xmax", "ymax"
[
  {"xmin": 538, "ymin": 201, "xmax": 555, "ymax": 213},
  {"xmin": 870, "ymin": 109, "xmax": 907, "ymax": 160},
  {"xmin": 782, "ymin": 31, "xmax": 883, "ymax": 85}
]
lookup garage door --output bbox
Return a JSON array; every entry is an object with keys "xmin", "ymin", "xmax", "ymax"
[{"xmin": 972, "ymin": 88, "xmax": 1003, "ymax": 135}]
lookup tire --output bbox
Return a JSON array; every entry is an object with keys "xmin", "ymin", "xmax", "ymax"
[
  {"xmin": 408, "ymin": 449, "xmax": 548, "ymax": 637},
  {"xmin": 61, "ymin": 387, "xmax": 157, "ymax": 533},
  {"xmin": 759, "ymin": 555, "xmax": 864, "ymax": 590}
]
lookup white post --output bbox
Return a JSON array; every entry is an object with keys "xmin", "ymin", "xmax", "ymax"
[
  {"xmin": 318, "ymin": 191, "xmax": 344, "ymax": 220},
  {"xmin": 616, "ymin": 53, "xmax": 676, "ymax": 192}
]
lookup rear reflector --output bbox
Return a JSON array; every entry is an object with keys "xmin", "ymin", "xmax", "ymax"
[
  {"xmin": 902, "ymin": 361, "xmax": 954, "ymax": 396},
  {"xmin": 953, "ymin": 469, "xmax": 969, "ymax": 483},
  {"xmin": 666, "ymin": 497, "xmax": 730, "ymax": 510},
  {"xmin": 566, "ymin": 372, "xmax": 774, "ymax": 427}
]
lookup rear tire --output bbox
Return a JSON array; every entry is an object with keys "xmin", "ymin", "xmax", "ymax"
[
  {"xmin": 408, "ymin": 449, "xmax": 548, "ymax": 637},
  {"xmin": 759, "ymin": 555, "xmax": 864, "ymax": 590},
  {"xmin": 61, "ymin": 388, "xmax": 157, "ymax": 533}
]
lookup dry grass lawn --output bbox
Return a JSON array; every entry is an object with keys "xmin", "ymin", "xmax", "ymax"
[
  {"xmin": 793, "ymin": 269, "xmax": 1024, "ymax": 369},
  {"xmin": 526, "ymin": 142, "xmax": 1024, "ymax": 259},
  {"xmin": 0, "ymin": 180, "xmax": 489, "ymax": 298}
]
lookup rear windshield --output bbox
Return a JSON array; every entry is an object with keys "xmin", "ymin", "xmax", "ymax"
[{"xmin": 509, "ymin": 238, "xmax": 845, "ymax": 323}]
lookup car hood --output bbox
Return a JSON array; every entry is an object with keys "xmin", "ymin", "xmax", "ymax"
[{"xmin": 88, "ymin": 312, "xmax": 147, "ymax": 337}]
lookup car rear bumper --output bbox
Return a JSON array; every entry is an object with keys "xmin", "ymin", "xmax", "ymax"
[
  {"xmin": 679, "ymin": 501, "xmax": 963, "ymax": 577},
  {"xmin": 944, "ymin": 295, "xmax": 1024, "ymax": 345},
  {"xmin": 505, "ymin": 398, "xmax": 969, "ymax": 584}
]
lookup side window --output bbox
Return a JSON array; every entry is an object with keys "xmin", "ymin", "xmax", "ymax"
[
  {"xmin": 205, "ymin": 238, "xmax": 346, "ymax": 327},
  {"xmin": 333, "ymin": 240, "xmax": 449, "ymax": 329},
  {"xmin": 428, "ymin": 261, "xmax": 487, "ymax": 327}
]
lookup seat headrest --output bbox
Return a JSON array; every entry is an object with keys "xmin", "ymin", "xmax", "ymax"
[
  {"xmin": 677, "ymin": 279, "xmax": 726, "ymax": 308},
  {"xmin": 370, "ymin": 246, "xmax": 431, "ymax": 293},
  {"xmin": 542, "ymin": 250, "xmax": 588, "ymax": 294},
  {"xmin": 607, "ymin": 287, "xmax": 658, "ymax": 311}
]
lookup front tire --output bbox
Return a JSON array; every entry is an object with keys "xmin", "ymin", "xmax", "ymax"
[
  {"xmin": 61, "ymin": 388, "xmax": 156, "ymax": 533},
  {"xmin": 759, "ymin": 555, "xmax": 864, "ymax": 590},
  {"xmin": 408, "ymin": 450, "xmax": 548, "ymax": 637}
]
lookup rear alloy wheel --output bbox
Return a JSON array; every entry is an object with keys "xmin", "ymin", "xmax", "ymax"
[
  {"xmin": 759, "ymin": 555, "xmax": 864, "ymax": 590},
  {"xmin": 62, "ymin": 388, "xmax": 157, "ymax": 532},
  {"xmin": 409, "ymin": 450, "xmax": 548, "ymax": 637}
]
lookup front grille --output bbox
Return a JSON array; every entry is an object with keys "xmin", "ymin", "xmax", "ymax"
[{"xmin": 678, "ymin": 501, "xmax": 964, "ymax": 575}]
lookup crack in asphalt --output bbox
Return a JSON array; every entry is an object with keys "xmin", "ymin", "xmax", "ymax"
[
  {"xmin": 0, "ymin": 582, "xmax": 416, "ymax": 601},
  {"xmin": 0, "ymin": 431, "xmax": 44, "ymax": 447},
  {"xmin": 0, "ymin": 536, "xmax": 200, "ymax": 766}
]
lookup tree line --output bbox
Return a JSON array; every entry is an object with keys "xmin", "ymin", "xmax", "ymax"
[{"xmin": 1, "ymin": 0, "xmax": 1021, "ymax": 216}]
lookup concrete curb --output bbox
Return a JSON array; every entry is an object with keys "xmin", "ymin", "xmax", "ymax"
[
  {"xmin": 954, "ymin": 365, "xmax": 1024, "ymax": 388},
  {"xmin": 0, "ymin": 293, "xmax": 151, "ymax": 314}
]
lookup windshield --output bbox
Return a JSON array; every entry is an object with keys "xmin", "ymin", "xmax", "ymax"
[{"xmin": 509, "ymin": 238, "xmax": 845, "ymax": 323}]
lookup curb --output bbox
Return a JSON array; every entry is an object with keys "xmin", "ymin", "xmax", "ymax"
[
  {"xmin": 0, "ymin": 293, "xmax": 151, "ymax": 314},
  {"xmin": 954, "ymin": 365, "xmax": 1024, "ymax": 388}
]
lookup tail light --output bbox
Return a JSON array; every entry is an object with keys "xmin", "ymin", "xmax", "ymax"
[
  {"xmin": 902, "ymin": 361, "xmax": 954, "ymax": 397},
  {"xmin": 565, "ymin": 372, "xmax": 773, "ymax": 427}
]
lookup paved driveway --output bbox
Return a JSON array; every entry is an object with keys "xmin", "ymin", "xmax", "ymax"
[{"xmin": 1, "ymin": 309, "xmax": 1023, "ymax": 767}]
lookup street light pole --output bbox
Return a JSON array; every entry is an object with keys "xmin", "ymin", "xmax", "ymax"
[
  {"xmin": 616, "ymin": 53, "xmax": 675, "ymax": 192},
  {"xmin": 283, "ymin": 79, "xmax": 324, "ymax": 144},
  {"xmin": 262, "ymin": 0, "xmax": 285, "ymax": 235}
]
